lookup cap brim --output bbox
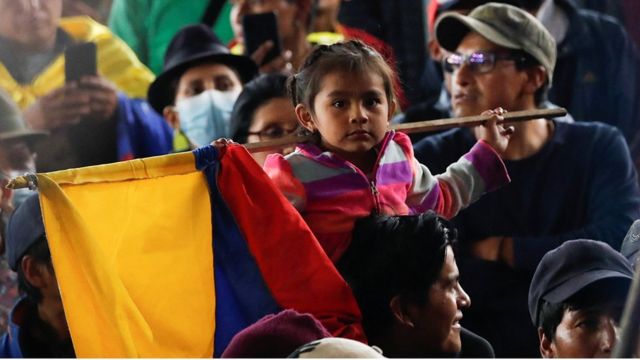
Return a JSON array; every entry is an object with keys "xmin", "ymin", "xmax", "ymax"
[
  {"xmin": 148, "ymin": 52, "xmax": 258, "ymax": 114},
  {"xmin": 435, "ymin": 12, "xmax": 523, "ymax": 53},
  {"xmin": 543, "ymin": 269, "xmax": 633, "ymax": 305}
]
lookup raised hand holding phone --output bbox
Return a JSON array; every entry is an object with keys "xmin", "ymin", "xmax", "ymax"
[{"xmin": 243, "ymin": 12, "xmax": 292, "ymax": 73}]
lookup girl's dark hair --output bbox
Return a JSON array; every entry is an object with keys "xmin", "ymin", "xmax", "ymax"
[
  {"xmin": 287, "ymin": 40, "xmax": 397, "ymax": 113},
  {"xmin": 17, "ymin": 235, "xmax": 52, "ymax": 304},
  {"xmin": 230, "ymin": 73, "xmax": 289, "ymax": 144},
  {"xmin": 337, "ymin": 212, "xmax": 457, "ymax": 340}
]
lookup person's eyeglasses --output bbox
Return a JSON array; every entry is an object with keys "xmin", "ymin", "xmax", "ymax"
[
  {"xmin": 442, "ymin": 51, "xmax": 528, "ymax": 74},
  {"xmin": 246, "ymin": 125, "xmax": 299, "ymax": 141}
]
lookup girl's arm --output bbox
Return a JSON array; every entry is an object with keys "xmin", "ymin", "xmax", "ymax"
[
  {"xmin": 407, "ymin": 140, "xmax": 510, "ymax": 219},
  {"xmin": 263, "ymin": 154, "xmax": 307, "ymax": 212}
]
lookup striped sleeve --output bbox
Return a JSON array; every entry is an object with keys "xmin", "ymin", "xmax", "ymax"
[
  {"xmin": 407, "ymin": 139, "xmax": 509, "ymax": 219},
  {"xmin": 263, "ymin": 153, "xmax": 307, "ymax": 212}
]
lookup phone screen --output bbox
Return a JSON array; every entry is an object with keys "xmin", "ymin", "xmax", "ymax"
[
  {"xmin": 242, "ymin": 12, "xmax": 282, "ymax": 66},
  {"xmin": 65, "ymin": 42, "xmax": 97, "ymax": 83}
]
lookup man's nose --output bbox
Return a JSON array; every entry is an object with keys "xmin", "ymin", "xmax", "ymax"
[
  {"xmin": 24, "ymin": 0, "xmax": 42, "ymax": 10},
  {"xmin": 453, "ymin": 61, "xmax": 473, "ymax": 88},
  {"xmin": 457, "ymin": 283, "xmax": 471, "ymax": 309},
  {"xmin": 598, "ymin": 319, "xmax": 619, "ymax": 356}
]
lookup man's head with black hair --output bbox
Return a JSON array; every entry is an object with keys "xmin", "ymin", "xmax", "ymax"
[
  {"xmin": 338, "ymin": 212, "xmax": 471, "ymax": 357},
  {"xmin": 529, "ymin": 239, "xmax": 633, "ymax": 358},
  {"xmin": 6, "ymin": 193, "xmax": 69, "ymax": 342}
]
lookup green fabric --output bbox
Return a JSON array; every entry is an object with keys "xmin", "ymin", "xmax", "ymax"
[{"xmin": 109, "ymin": 0, "xmax": 234, "ymax": 75}]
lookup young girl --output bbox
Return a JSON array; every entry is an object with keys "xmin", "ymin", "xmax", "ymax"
[{"xmin": 264, "ymin": 40, "xmax": 512, "ymax": 262}]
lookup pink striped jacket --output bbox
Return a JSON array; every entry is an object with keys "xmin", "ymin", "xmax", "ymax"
[{"xmin": 264, "ymin": 131, "xmax": 509, "ymax": 262}]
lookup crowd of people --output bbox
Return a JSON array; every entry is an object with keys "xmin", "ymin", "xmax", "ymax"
[{"xmin": 0, "ymin": 0, "xmax": 638, "ymax": 357}]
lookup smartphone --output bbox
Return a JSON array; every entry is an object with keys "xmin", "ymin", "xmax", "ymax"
[
  {"xmin": 242, "ymin": 12, "xmax": 282, "ymax": 66},
  {"xmin": 65, "ymin": 42, "xmax": 97, "ymax": 83}
]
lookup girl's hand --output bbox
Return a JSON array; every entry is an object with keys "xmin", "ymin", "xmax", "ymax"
[
  {"xmin": 211, "ymin": 138, "xmax": 235, "ymax": 149},
  {"xmin": 474, "ymin": 107, "xmax": 514, "ymax": 156}
]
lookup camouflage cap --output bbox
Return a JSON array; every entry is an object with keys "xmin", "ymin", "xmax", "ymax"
[{"xmin": 435, "ymin": 2, "xmax": 556, "ymax": 83}]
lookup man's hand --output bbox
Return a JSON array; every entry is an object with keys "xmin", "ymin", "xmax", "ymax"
[
  {"xmin": 79, "ymin": 76, "xmax": 118, "ymax": 121},
  {"xmin": 250, "ymin": 41, "xmax": 293, "ymax": 75},
  {"xmin": 470, "ymin": 236, "xmax": 515, "ymax": 267},
  {"xmin": 24, "ymin": 76, "xmax": 118, "ymax": 130},
  {"xmin": 24, "ymin": 83, "xmax": 91, "ymax": 130}
]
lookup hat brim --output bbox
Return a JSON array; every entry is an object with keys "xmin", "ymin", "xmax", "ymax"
[
  {"xmin": 148, "ymin": 52, "xmax": 258, "ymax": 114},
  {"xmin": 542, "ymin": 269, "xmax": 633, "ymax": 305},
  {"xmin": 0, "ymin": 129, "xmax": 48, "ymax": 144},
  {"xmin": 435, "ymin": 12, "xmax": 523, "ymax": 53}
]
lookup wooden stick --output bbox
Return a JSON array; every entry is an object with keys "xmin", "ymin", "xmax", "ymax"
[
  {"xmin": 245, "ymin": 107, "xmax": 567, "ymax": 153},
  {"xmin": 6, "ymin": 107, "xmax": 566, "ymax": 189},
  {"xmin": 613, "ymin": 265, "xmax": 640, "ymax": 357},
  {"xmin": 392, "ymin": 107, "xmax": 566, "ymax": 134}
]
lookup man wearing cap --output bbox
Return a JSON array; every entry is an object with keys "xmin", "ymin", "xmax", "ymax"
[
  {"xmin": 0, "ymin": 91, "xmax": 47, "ymax": 337},
  {"xmin": 0, "ymin": 193, "xmax": 74, "ymax": 357},
  {"xmin": 413, "ymin": 3, "xmax": 640, "ymax": 357},
  {"xmin": 148, "ymin": 24, "xmax": 258, "ymax": 152},
  {"xmin": 529, "ymin": 239, "xmax": 634, "ymax": 358}
]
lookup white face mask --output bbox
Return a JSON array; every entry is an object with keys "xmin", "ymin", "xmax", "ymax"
[{"xmin": 175, "ymin": 89, "xmax": 241, "ymax": 148}]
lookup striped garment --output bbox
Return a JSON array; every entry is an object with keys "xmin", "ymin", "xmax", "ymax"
[{"xmin": 264, "ymin": 131, "xmax": 510, "ymax": 262}]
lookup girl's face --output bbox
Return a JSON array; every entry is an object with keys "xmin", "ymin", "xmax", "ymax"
[{"xmin": 299, "ymin": 70, "xmax": 394, "ymax": 166}]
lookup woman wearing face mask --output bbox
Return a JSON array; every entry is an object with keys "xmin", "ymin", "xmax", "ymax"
[{"xmin": 148, "ymin": 24, "xmax": 258, "ymax": 151}]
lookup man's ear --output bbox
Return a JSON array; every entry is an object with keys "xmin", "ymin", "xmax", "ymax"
[
  {"xmin": 295, "ymin": 104, "xmax": 316, "ymax": 132},
  {"xmin": 21, "ymin": 255, "xmax": 47, "ymax": 289},
  {"xmin": 390, "ymin": 295, "xmax": 414, "ymax": 328},
  {"xmin": 538, "ymin": 327, "xmax": 556, "ymax": 358},
  {"xmin": 427, "ymin": 39, "xmax": 442, "ymax": 62},
  {"xmin": 163, "ymin": 106, "xmax": 180, "ymax": 130},
  {"xmin": 523, "ymin": 65, "xmax": 547, "ymax": 95}
]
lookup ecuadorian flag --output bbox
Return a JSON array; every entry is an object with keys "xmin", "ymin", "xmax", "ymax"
[{"xmin": 34, "ymin": 144, "xmax": 364, "ymax": 357}]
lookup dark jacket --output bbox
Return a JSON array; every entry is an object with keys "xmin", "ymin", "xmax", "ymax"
[
  {"xmin": 413, "ymin": 120, "xmax": 640, "ymax": 357},
  {"xmin": 0, "ymin": 298, "xmax": 75, "ymax": 358},
  {"xmin": 551, "ymin": 0, "xmax": 639, "ymax": 143}
]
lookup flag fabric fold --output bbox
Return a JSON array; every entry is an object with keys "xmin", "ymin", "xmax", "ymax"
[{"xmin": 35, "ymin": 144, "xmax": 364, "ymax": 357}]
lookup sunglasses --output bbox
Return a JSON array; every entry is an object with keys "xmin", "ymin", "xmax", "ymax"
[{"xmin": 442, "ymin": 50, "xmax": 529, "ymax": 74}]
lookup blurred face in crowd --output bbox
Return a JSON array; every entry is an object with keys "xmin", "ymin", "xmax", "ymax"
[
  {"xmin": 0, "ymin": 139, "xmax": 35, "ymax": 171},
  {"xmin": 246, "ymin": 96, "xmax": 298, "ymax": 165},
  {"xmin": 0, "ymin": 0, "xmax": 63, "ymax": 50},
  {"xmin": 21, "ymin": 254, "xmax": 70, "ymax": 340},
  {"xmin": 164, "ymin": 62, "xmax": 244, "ymax": 144},
  {"xmin": 448, "ymin": 32, "xmax": 532, "ymax": 117},
  {"xmin": 174, "ymin": 63, "xmax": 243, "ymax": 104},
  {"xmin": 540, "ymin": 302, "xmax": 623, "ymax": 358},
  {"xmin": 231, "ymin": 0, "xmax": 302, "ymax": 46},
  {"xmin": 405, "ymin": 246, "xmax": 471, "ymax": 354}
]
